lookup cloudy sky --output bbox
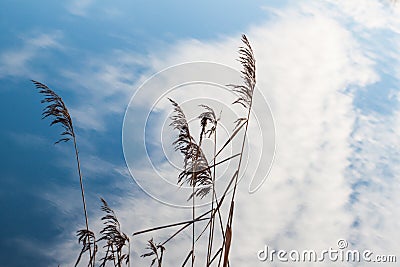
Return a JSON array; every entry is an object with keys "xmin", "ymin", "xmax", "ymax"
[{"xmin": 1, "ymin": 0, "xmax": 400, "ymax": 266}]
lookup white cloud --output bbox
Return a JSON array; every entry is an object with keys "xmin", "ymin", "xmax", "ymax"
[
  {"xmin": 25, "ymin": 33, "xmax": 63, "ymax": 49},
  {"xmin": 0, "ymin": 32, "xmax": 63, "ymax": 79},
  {"xmin": 47, "ymin": 1, "xmax": 400, "ymax": 266},
  {"xmin": 66, "ymin": 0, "xmax": 94, "ymax": 16},
  {"xmin": 325, "ymin": 0, "xmax": 400, "ymax": 34},
  {"xmin": 115, "ymin": 2, "xmax": 396, "ymax": 266},
  {"xmin": 326, "ymin": 0, "xmax": 389, "ymax": 29},
  {"xmin": 347, "ymin": 110, "xmax": 400, "ymax": 256},
  {"xmin": 6, "ymin": 132, "xmax": 48, "ymax": 148},
  {"xmin": 60, "ymin": 50, "xmax": 147, "ymax": 131}
]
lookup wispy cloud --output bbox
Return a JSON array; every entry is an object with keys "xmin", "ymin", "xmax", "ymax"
[
  {"xmin": 43, "ymin": 0, "xmax": 400, "ymax": 266},
  {"xmin": 66, "ymin": 0, "xmax": 94, "ymax": 16},
  {"xmin": 347, "ymin": 109, "xmax": 400, "ymax": 255},
  {"xmin": 112, "ymin": 1, "xmax": 396, "ymax": 265},
  {"xmin": 326, "ymin": 0, "xmax": 400, "ymax": 32},
  {"xmin": 6, "ymin": 132, "xmax": 48, "ymax": 148},
  {"xmin": 59, "ymin": 50, "xmax": 147, "ymax": 131},
  {"xmin": 0, "ymin": 31, "xmax": 63, "ymax": 79}
]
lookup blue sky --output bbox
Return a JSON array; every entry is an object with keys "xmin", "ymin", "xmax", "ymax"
[
  {"xmin": 1, "ymin": 0, "xmax": 400, "ymax": 266},
  {"xmin": 0, "ymin": 1, "xmax": 276, "ymax": 266}
]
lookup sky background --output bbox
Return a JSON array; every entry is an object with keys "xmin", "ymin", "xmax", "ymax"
[{"xmin": 1, "ymin": 0, "xmax": 400, "ymax": 266}]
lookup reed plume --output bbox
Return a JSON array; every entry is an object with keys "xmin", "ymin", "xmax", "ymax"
[
  {"xmin": 229, "ymin": 34, "xmax": 256, "ymax": 109},
  {"xmin": 222, "ymin": 34, "xmax": 256, "ymax": 267},
  {"xmin": 168, "ymin": 98, "xmax": 212, "ymax": 199},
  {"xmin": 141, "ymin": 238, "xmax": 165, "ymax": 267},
  {"xmin": 31, "ymin": 80, "xmax": 74, "ymax": 144},
  {"xmin": 198, "ymin": 104, "xmax": 218, "ymax": 140},
  {"xmin": 76, "ymin": 229, "xmax": 97, "ymax": 266},
  {"xmin": 99, "ymin": 198, "xmax": 130, "ymax": 267},
  {"xmin": 31, "ymin": 80, "xmax": 95, "ymax": 266}
]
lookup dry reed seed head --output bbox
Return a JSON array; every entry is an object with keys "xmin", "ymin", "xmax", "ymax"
[
  {"xmin": 32, "ymin": 80, "xmax": 99, "ymax": 266},
  {"xmin": 31, "ymin": 80, "xmax": 75, "ymax": 144},
  {"xmin": 168, "ymin": 99, "xmax": 213, "ymax": 199},
  {"xmin": 228, "ymin": 34, "xmax": 256, "ymax": 109},
  {"xmin": 141, "ymin": 238, "xmax": 165, "ymax": 267},
  {"xmin": 168, "ymin": 98, "xmax": 195, "ymax": 152},
  {"xmin": 75, "ymin": 229, "xmax": 97, "ymax": 266},
  {"xmin": 99, "ymin": 198, "xmax": 130, "ymax": 265},
  {"xmin": 76, "ymin": 229, "xmax": 96, "ymax": 245},
  {"xmin": 198, "ymin": 104, "xmax": 218, "ymax": 138}
]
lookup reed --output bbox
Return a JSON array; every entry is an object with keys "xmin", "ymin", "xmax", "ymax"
[
  {"xmin": 32, "ymin": 34, "xmax": 257, "ymax": 267},
  {"xmin": 31, "ymin": 80, "xmax": 96, "ymax": 267},
  {"xmin": 134, "ymin": 34, "xmax": 257, "ymax": 267},
  {"xmin": 99, "ymin": 198, "xmax": 130, "ymax": 267}
]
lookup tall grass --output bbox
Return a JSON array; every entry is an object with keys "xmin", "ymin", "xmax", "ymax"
[
  {"xmin": 31, "ymin": 80, "xmax": 96, "ymax": 266},
  {"xmin": 32, "ymin": 34, "xmax": 257, "ymax": 266},
  {"xmin": 132, "ymin": 34, "xmax": 257, "ymax": 267}
]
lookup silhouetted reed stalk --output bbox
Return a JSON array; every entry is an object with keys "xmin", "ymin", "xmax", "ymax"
[
  {"xmin": 31, "ymin": 80, "xmax": 96, "ymax": 266},
  {"xmin": 222, "ymin": 34, "xmax": 256, "ymax": 267},
  {"xmin": 99, "ymin": 198, "xmax": 130, "ymax": 267},
  {"xmin": 197, "ymin": 105, "xmax": 219, "ymax": 266},
  {"xmin": 141, "ymin": 238, "xmax": 165, "ymax": 267},
  {"xmin": 168, "ymin": 98, "xmax": 214, "ymax": 266},
  {"xmin": 32, "ymin": 82, "xmax": 132, "ymax": 267}
]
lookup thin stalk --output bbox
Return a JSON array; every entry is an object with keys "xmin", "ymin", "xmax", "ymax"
[
  {"xmin": 213, "ymin": 120, "xmax": 247, "ymax": 160},
  {"xmin": 161, "ymin": 171, "xmax": 235, "ymax": 247},
  {"xmin": 187, "ymin": 154, "xmax": 240, "ymax": 176},
  {"xmin": 210, "ymin": 248, "xmax": 222, "ymax": 265},
  {"xmin": 190, "ymin": 123, "xmax": 208, "ymax": 267},
  {"xmin": 194, "ymin": 189, "xmax": 225, "ymax": 244},
  {"xmin": 72, "ymin": 132, "xmax": 93, "ymax": 266},
  {"xmin": 101, "ymin": 243, "xmax": 111, "ymax": 267},
  {"xmin": 191, "ymin": 140, "xmax": 198, "ymax": 267},
  {"xmin": 191, "ymin": 134, "xmax": 205, "ymax": 267},
  {"xmin": 182, "ymin": 250, "xmax": 193, "ymax": 267},
  {"xmin": 206, "ymin": 127, "xmax": 217, "ymax": 266},
  {"xmin": 92, "ymin": 237, "xmax": 96, "ymax": 266},
  {"xmin": 161, "ymin": 215, "xmax": 209, "ymax": 247},
  {"xmin": 231, "ymin": 105, "xmax": 251, "ymax": 202},
  {"xmin": 128, "ymin": 240, "xmax": 131, "ymax": 267},
  {"xmin": 32, "ymin": 80, "xmax": 94, "ymax": 266},
  {"xmin": 113, "ymin": 244, "xmax": 117, "ymax": 267},
  {"xmin": 192, "ymin": 184, "xmax": 195, "ymax": 267},
  {"xmin": 222, "ymin": 99, "xmax": 253, "ymax": 267},
  {"xmin": 133, "ymin": 217, "xmax": 209, "ymax": 237}
]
